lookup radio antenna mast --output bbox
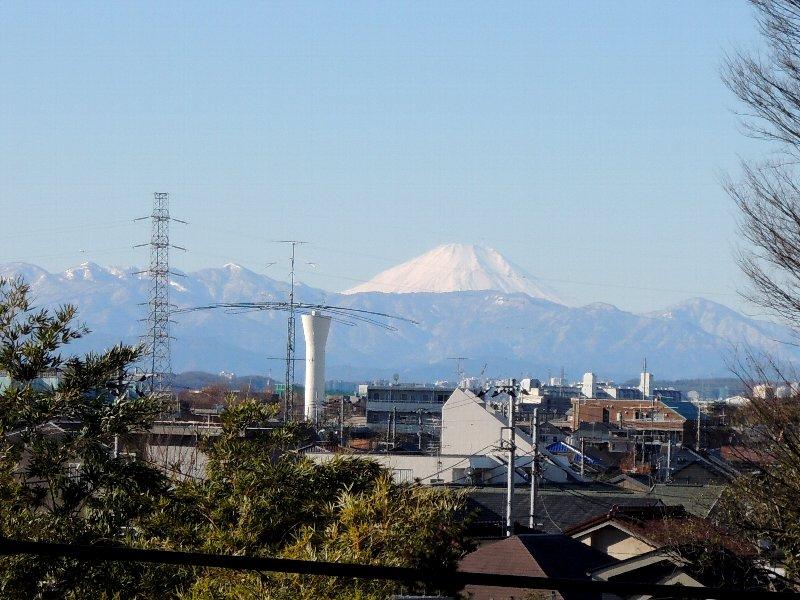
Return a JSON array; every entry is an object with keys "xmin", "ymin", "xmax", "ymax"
[{"xmin": 275, "ymin": 240, "xmax": 306, "ymax": 421}]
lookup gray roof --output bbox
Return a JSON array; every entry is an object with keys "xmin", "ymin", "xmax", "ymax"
[
  {"xmin": 646, "ymin": 483, "xmax": 726, "ymax": 518},
  {"xmin": 466, "ymin": 486, "xmax": 664, "ymax": 535}
]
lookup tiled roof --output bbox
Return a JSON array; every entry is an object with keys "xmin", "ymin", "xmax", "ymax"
[
  {"xmin": 466, "ymin": 487, "xmax": 663, "ymax": 535},
  {"xmin": 646, "ymin": 483, "xmax": 726, "ymax": 518},
  {"xmin": 459, "ymin": 534, "xmax": 615, "ymax": 600}
]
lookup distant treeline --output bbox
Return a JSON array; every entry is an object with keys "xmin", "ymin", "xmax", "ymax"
[
  {"xmin": 175, "ymin": 371, "xmax": 746, "ymax": 399},
  {"xmin": 172, "ymin": 371, "xmax": 358, "ymax": 395}
]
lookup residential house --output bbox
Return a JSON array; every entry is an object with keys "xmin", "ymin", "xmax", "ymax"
[{"xmin": 459, "ymin": 534, "xmax": 615, "ymax": 599}]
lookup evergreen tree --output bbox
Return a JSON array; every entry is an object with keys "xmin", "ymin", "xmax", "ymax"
[
  {"xmin": 0, "ymin": 278, "xmax": 474, "ymax": 598},
  {"xmin": 0, "ymin": 277, "xmax": 179, "ymax": 597}
]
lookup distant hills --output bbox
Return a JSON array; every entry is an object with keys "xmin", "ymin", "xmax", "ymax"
[{"xmin": 1, "ymin": 244, "xmax": 798, "ymax": 381}]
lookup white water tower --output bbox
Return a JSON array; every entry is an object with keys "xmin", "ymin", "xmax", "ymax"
[
  {"xmin": 582, "ymin": 372, "xmax": 596, "ymax": 398},
  {"xmin": 301, "ymin": 310, "xmax": 332, "ymax": 422}
]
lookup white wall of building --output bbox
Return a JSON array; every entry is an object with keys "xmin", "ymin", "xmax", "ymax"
[
  {"xmin": 305, "ymin": 451, "xmax": 569, "ymax": 485},
  {"xmin": 439, "ymin": 388, "xmax": 583, "ymax": 482}
]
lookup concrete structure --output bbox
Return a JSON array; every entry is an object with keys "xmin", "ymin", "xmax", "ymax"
[
  {"xmin": 581, "ymin": 372, "xmax": 596, "ymax": 399},
  {"xmin": 301, "ymin": 310, "xmax": 331, "ymax": 422},
  {"xmin": 358, "ymin": 382, "xmax": 455, "ymax": 435},
  {"xmin": 639, "ymin": 371, "xmax": 653, "ymax": 398}
]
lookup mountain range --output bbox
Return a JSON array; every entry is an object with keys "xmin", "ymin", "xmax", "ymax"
[{"xmin": 1, "ymin": 243, "xmax": 797, "ymax": 382}]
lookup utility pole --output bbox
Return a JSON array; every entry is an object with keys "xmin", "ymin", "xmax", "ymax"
[
  {"xmin": 391, "ymin": 407, "xmax": 397, "ymax": 447},
  {"xmin": 506, "ymin": 389, "xmax": 516, "ymax": 537},
  {"xmin": 417, "ymin": 409, "xmax": 424, "ymax": 452},
  {"xmin": 386, "ymin": 411, "xmax": 391, "ymax": 451},
  {"xmin": 580, "ymin": 437, "xmax": 586, "ymax": 478},
  {"xmin": 696, "ymin": 402, "xmax": 702, "ymax": 452},
  {"xmin": 339, "ymin": 395, "xmax": 345, "ymax": 447},
  {"xmin": 493, "ymin": 379, "xmax": 518, "ymax": 538},
  {"xmin": 528, "ymin": 408, "xmax": 539, "ymax": 530},
  {"xmin": 666, "ymin": 436, "xmax": 672, "ymax": 482}
]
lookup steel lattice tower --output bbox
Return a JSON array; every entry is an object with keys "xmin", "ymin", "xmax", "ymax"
[
  {"xmin": 137, "ymin": 193, "xmax": 184, "ymax": 392},
  {"xmin": 281, "ymin": 240, "xmax": 305, "ymax": 421}
]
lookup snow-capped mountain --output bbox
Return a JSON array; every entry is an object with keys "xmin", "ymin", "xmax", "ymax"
[
  {"xmin": 1, "ymin": 258, "xmax": 799, "ymax": 381},
  {"xmin": 343, "ymin": 243, "xmax": 563, "ymax": 304}
]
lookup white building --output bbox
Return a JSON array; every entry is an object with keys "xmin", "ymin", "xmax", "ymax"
[
  {"xmin": 308, "ymin": 388, "xmax": 585, "ymax": 485},
  {"xmin": 359, "ymin": 382, "xmax": 455, "ymax": 434}
]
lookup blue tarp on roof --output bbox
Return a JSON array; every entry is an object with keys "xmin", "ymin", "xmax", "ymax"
[
  {"xmin": 546, "ymin": 441, "xmax": 572, "ymax": 454},
  {"xmin": 546, "ymin": 441, "xmax": 604, "ymax": 467}
]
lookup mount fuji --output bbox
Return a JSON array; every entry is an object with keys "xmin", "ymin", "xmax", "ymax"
[
  {"xmin": 343, "ymin": 243, "xmax": 563, "ymax": 303},
  {"xmin": 1, "ymin": 245, "xmax": 798, "ymax": 382}
]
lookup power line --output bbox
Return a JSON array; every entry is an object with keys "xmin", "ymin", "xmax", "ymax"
[
  {"xmin": 0, "ymin": 538, "xmax": 789, "ymax": 599},
  {"xmin": 175, "ymin": 299, "xmax": 416, "ymax": 423}
]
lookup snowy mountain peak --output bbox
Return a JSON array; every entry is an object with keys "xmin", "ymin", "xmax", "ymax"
[
  {"xmin": 343, "ymin": 243, "xmax": 563, "ymax": 303},
  {"xmin": 63, "ymin": 262, "xmax": 112, "ymax": 282},
  {"xmin": 0, "ymin": 262, "xmax": 49, "ymax": 282}
]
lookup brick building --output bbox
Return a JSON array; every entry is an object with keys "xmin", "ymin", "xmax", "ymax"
[{"xmin": 571, "ymin": 397, "xmax": 686, "ymax": 444}]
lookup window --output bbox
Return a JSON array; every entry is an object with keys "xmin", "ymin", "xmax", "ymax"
[
  {"xmin": 452, "ymin": 468, "xmax": 467, "ymax": 484},
  {"xmin": 391, "ymin": 469, "xmax": 413, "ymax": 483},
  {"xmin": 367, "ymin": 411, "xmax": 389, "ymax": 424},
  {"xmin": 400, "ymin": 393, "xmax": 408, "ymax": 401}
]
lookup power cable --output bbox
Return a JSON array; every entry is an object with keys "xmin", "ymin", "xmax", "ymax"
[{"xmin": 1, "ymin": 538, "xmax": 787, "ymax": 599}]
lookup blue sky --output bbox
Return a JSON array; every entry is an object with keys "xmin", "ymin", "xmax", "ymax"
[{"xmin": 0, "ymin": 1, "xmax": 767, "ymax": 313}]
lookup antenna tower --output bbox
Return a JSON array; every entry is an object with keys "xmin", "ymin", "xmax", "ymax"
[
  {"xmin": 136, "ymin": 193, "xmax": 185, "ymax": 392},
  {"xmin": 448, "ymin": 357, "xmax": 469, "ymax": 382},
  {"xmin": 277, "ymin": 240, "xmax": 306, "ymax": 421}
]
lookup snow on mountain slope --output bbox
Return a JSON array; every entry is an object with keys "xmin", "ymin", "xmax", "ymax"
[
  {"xmin": 343, "ymin": 243, "xmax": 563, "ymax": 304},
  {"xmin": 2, "ymin": 261, "xmax": 800, "ymax": 380},
  {"xmin": 650, "ymin": 297, "xmax": 798, "ymax": 359}
]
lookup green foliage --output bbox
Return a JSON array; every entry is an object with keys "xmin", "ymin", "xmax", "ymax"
[
  {"xmin": 0, "ymin": 277, "xmax": 178, "ymax": 598},
  {"xmin": 0, "ymin": 278, "xmax": 473, "ymax": 598},
  {"xmin": 165, "ymin": 397, "xmax": 473, "ymax": 598}
]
